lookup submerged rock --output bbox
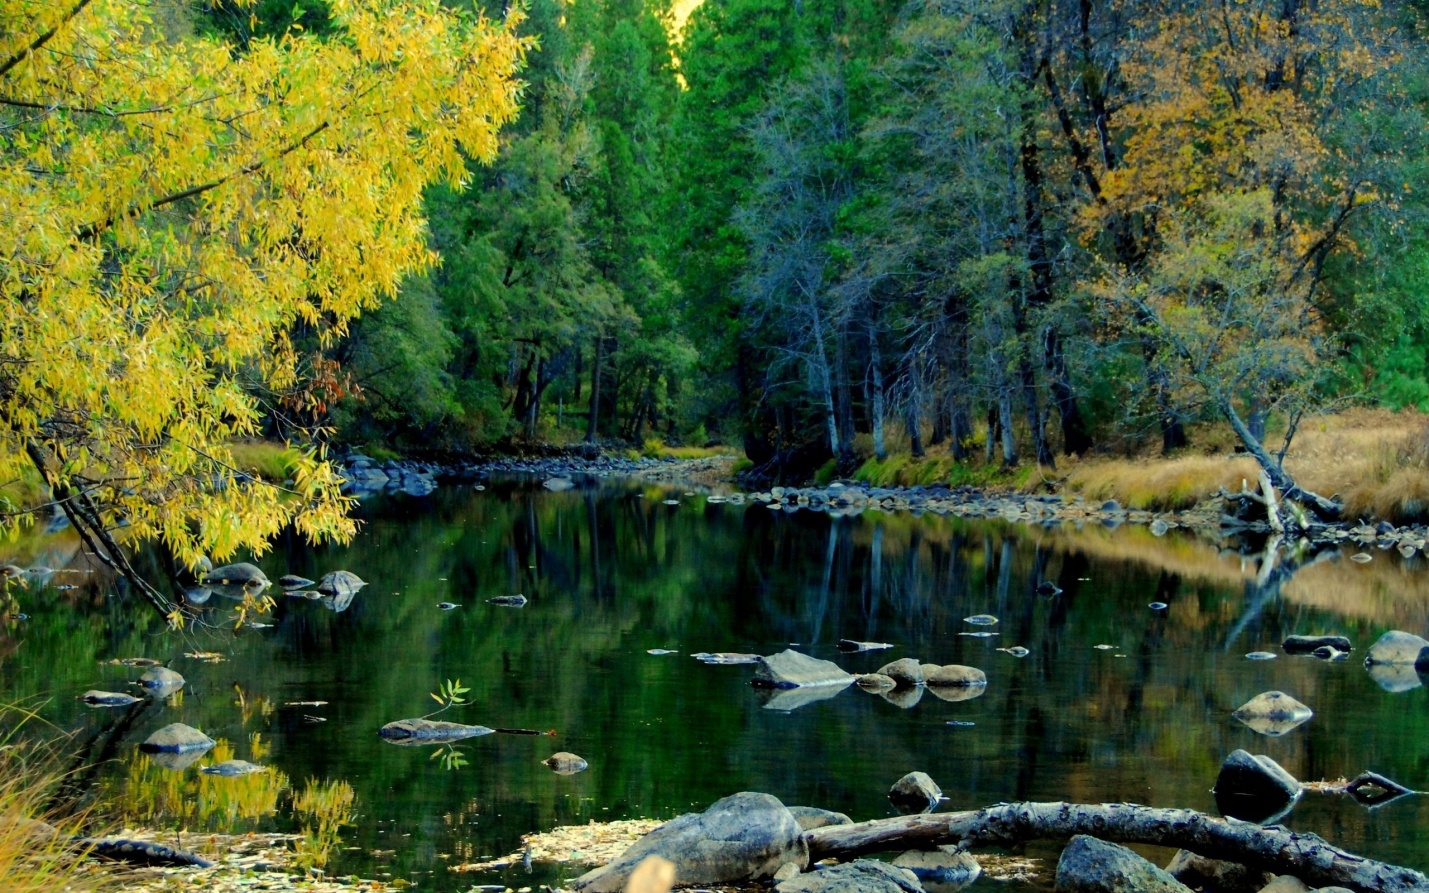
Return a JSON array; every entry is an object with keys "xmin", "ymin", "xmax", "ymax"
[
  {"xmin": 141, "ymin": 723, "xmax": 215, "ymax": 754},
  {"xmin": 1246, "ymin": 652, "xmax": 1278, "ymax": 661},
  {"xmin": 837, "ymin": 639, "xmax": 894, "ymax": 653},
  {"xmin": 488, "ymin": 594, "xmax": 528, "ymax": 607},
  {"xmin": 880, "ymin": 686, "xmax": 925, "ymax": 709},
  {"xmin": 278, "ymin": 575, "xmax": 315, "ymax": 590},
  {"xmin": 753, "ymin": 650, "xmax": 853, "ymax": 689},
  {"xmin": 200, "ymin": 760, "xmax": 265, "ymax": 777},
  {"xmin": 203, "ymin": 563, "xmax": 269, "ymax": 589},
  {"xmin": 80, "ymin": 690, "xmax": 140, "ymax": 707},
  {"xmin": 855, "ymin": 673, "xmax": 897, "ymax": 692},
  {"xmin": 693, "ymin": 652, "xmax": 762, "ymax": 665},
  {"xmin": 544, "ymin": 477, "xmax": 575, "ymax": 491},
  {"xmin": 573, "ymin": 792, "xmax": 807, "ymax": 893},
  {"xmin": 1165, "ymin": 850, "xmax": 1273, "ymax": 893},
  {"xmin": 893, "ymin": 848, "xmax": 981, "ymax": 891},
  {"xmin": 137, "ymin": 666, "xmax": 185, "ymax": 697},
  {"xmin": 378, "ymin": 718, "xmax": 495, "ymax": 744},
  {"xmin": 963, "ymin": 614, "xmax": 998, "ymax": 626},
  {"xmin": 544, "ymin": 752, "xmax": 589, "ymax": 775},
  {"xmin": 888, "ymin": 771, "xmax": 942, "ymax": 812},
  {"xmin": 1055, "ymin": 835, "xmax": 1192, "ymax": 893},
  {"xmin": 787, "ymin": 806, "xmax": 852, "ymax": 831},
  {"xmin": 776, "ymin": 860, "xmax": 925, "ymax": 893},
  {"xmin": 1366, "ymin": 662, "xmax": 1427, "ymax": 693},
  {"xmin": 1213, "ymin": 750, "xmax": 1301, "ymax": 823},
  {"xmin": 760, "ymin": 684, "xmax": 852, "ymax": 711}
]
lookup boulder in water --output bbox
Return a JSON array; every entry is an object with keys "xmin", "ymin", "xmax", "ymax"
[
  {"xmin": 893, "ymin": 848, "xmax": 981, "ymax": 891},
  {"xmin": 921, "ymin": 664, "xmax": 987, "ymax": 688},
  {"xmin": 378, "ymin": 718, "xmax": 495, "ymax": 744},
  {"xmin": 837, "ymin": 639, "xmax": 894, "ymax": 653},
  {"xmin": 1231, "ymin": 691, "xmax": 1312, "ymax": 736},
  {"xmin": 80, "ymin": 690, "xmax": 140, "ymax": 707},
  {"xmin": 200, "ymin": 759, "xmax": 265, "ymax": 777},
  {"xmin": 1282, "ymin": 635, "xmax": 1351, "ymax": 654},
  {"xmin": 1164, "ymin": 850, "xmax": 1273, "ymax": 893},
  {"xmin": 137, "ymin": 666, "xmax": 185, "ymax": 697},
  {"xmin": 752, "ymin": 650, "xmax": 853, "ymax": 689},
  {"xmin": 544, "ymin": 477, "xmax": 575, "ymax": 491},
  {"xmin": 1055, "ymin": 835, "xmax": 1192, "ymax": 893},
  {"xmin": 316, "ymin": 571, "xmax": 365, "ymax": 597},
  {"xmin": 573, "ymin": 792, "xmax": 807, "ymax": 893},
  {"xmin": 1213, "ymin": 750, "xmax": 1301, "ymax": 823},
  {"xmin": 787, "ymin": 807, "xmax": 852, "ymax": 831},
  {"xmin": 855, "ymin": 673, "xmax": 897, "ymax": 692},
  {"xmin": 278, "ymin": 575, "xmax": 315, "ymax": 590},
  {"xmin": 875, "ymin": 658, "xmax": 924, "ymax": 688},
  {"xmin": 1363, "ymin": 630, "xmax": 1429, "ymax": 665},
  {"xmin": 203, "ymin": 563, "xmax": 269, "ymax": 589},
  {"xmin": 888, "ymin": 771, "xmax": 941, "ymax": 812},
  {"xmin": 141, "ymin": 723, "xmax": 215, "ymax": 754},
  {"xmin": 487, "ymin": 594, "xmax": 528, "ymax": 607}
]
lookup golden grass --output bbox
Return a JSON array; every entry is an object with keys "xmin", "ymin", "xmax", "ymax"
[
  {"xmin": 0, "ymin": 707, "xmax": 110, "ymax": 893},
  {"xmin": 226, "ymin": 442, "xmax": 303, "ymax": 483},
  {"xmin": 1063, "ymin": 454, "xmax": 1262, "ymax": 511},
  {"xmin": 640, "ymin": 438, "xmax": 741, "ymax": 461}
]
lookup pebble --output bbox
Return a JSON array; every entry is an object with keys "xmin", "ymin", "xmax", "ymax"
[
  {"xmin": 964, "ymin": 614, "xmax": 999, "ymax": 625},
  {"xmin": 1148, "ymin": 602, "xmax": 1168, "ymax": 610},
  {"xmin": 1246, "ymin": 652, "xmax": 1278, "ymax": 660}
]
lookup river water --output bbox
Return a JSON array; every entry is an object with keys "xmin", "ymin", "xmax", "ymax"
[{"xmin": 5, "ymin": 475, "xmax": 1429, "ymax": 889}]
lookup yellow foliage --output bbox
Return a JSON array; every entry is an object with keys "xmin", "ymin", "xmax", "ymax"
[{"xmin": 0, "ymin": 1, "xmax": 529, "ymax": 572}]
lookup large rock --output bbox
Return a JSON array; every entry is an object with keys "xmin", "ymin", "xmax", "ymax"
[
  {"xmin": 776, "ymin": 860, "xmax": 925, "ymax": 893},
  {"xmin": 889, "ymin": 771, "xmax": 942, "ymax": 811},
  {"xmin": 317, "ymin": 570, "xmax": 366, "ymax": 597},
  {"xmin": 1165, "ymin": 850, "xmax": 1274, "ymax": 893},
  {"xmin": 543, "ymin": 752, "xmax": 589, "ymax": 775},
  {"xmin": 1055, "ymin": 835, "xmax": 1193, "ymax": 893},
  {"xmin": 1231, "ymin": 691, "xmax": 1312, "ymax": 737},
  {"xmin": 1213, "ymin": 750, "xmax": 1301, "ymax": 823},
  {"xmin": 752, "ymin": 650, "xmax": 853, "ymax": 689},
  {"xmin": 573, "ymin": 792, "xmax": 807, "ymax": 892},
  {"xmin": 137, "ymin": 666, "xmax": 185, "ymax": 698},
  {"xmin": 893, "ymin": 848, "xmax": 982, "ymax": 891},
  {"xmin": 922, "ymin": 665, "xmax": 987, "ymax": 688},
  {"xmin": 787, "ymin": 806, "xmax": 852, "ymax": 831},
  {"xmin": 203, "ymin": 562, "xmax": 269, "ymax": 589},
  {"xmin": 876, "ymin": 658, "xmax": 925, "ymax": 687},
  {"xmin": 378, "ymin": 718, "xmax": 494, "ymax": 744},
  {"xmin": 81, "ymin": 690, "xmax": 140, "ymax": 707},
  {"xmin": 1281, "ymin": 635, "xmax": 1352, "ymax": 654},
  {"xmin": 1364, "ymin": 630, "xmax": 1429, "ymax": 665},
  {"xmin": 141, "ymin": 723, "xmax": 215, "ymax": 754}
]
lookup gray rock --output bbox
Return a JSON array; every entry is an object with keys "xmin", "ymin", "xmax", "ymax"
[
  {"xmin": 774, "ymin": 862, "xmax": 803, "ymax": 883},
  {"xmin": 889, "ymin": 771, "xmax": 942, "ymax": 811},
  {"xmin": 378, "ymin": 718, "xmax": 495, "ymax": 744},
  {"xmin": 1055, "ymin": 836, "xmax": 1192, "ymax": 893},
  {"xmin": 573, "ymin": 792, "xmax": 807, "ymax": 892},
  {"xmin": 1232, "ymin": 691, "xmax": 1312, "ymax": 736},
  {"xmin": 1213, "ymin": 750, "xmax": 1301, "ymax": 823},
  {"xmin": 544, "ymin": 752, "xmax": 588, "ymax": 775},
  {"xmin": 488, "ymin": 594, "xmax": 528, "ymax": 607},
  {"xmin": 776, "ymin": 860, "xmax": 925, "ymax": 893},
  {"xmin": 1365, "ymin": 630, "xmax": 1429, "ymax": 665},
  {"xmin": 278, "ymin": 575, "xmax": 315, "ymax": 590},
  {"xmin": 759, "ymin": 684, "xmax": 852, "ymax": 711},
  {"xmin": 876, "ymin": 658, "xmax": 925, "ymax": 687},
  {"xmin": 1367, "ymin": 662, "xmax": 1427, "ymax": 693},
  {"xmin": 893, "ymin": 848, "xmax": 981, "ymax": 891},
  {"xmin": 1282, "ymin": 635, "xmax": 1351, "ymax": 654},
  {"xmin": 81, "ymin": 690, "xmax": 140, "ymax": 707},
  {"xmin": 922, "ymin": 664, "xmax": 987, "ymax": 688},
  {"xmin": 543, "ymin": 477, "xmax": 575, "ymax": 491},
  {"xmin": 787, "ymin": 806, "xmax": 852, "ymax": 831},
  {"xmin": 855, "ymin": 673, "xmax": 897, "ymax": 691},
  {"xmin": 137, "ymin": 666, "xmax": 185, "ymax": 697},
  {"xmin": 880, "ymin": 685, "xmax": 925, "ymax": 709},
  {"xmin": 753, "ymin": 650, "xmax": 853, "ymax": 689},
  {"xmin": 200, "ymin": 759, "xmax": 265, "ymax": 777},
  {"xmin": 693, "ymin": 652, "xmax": 762, "ymax": 665},
  {"xmin": 837, "ymin": 639, "xmax": 894, "ymax": 652},
  {"xmin": 141, "ymin": 723, "xmax": 215, "ymax": 754},
  {"xmin": 1165, "ymin": 850, "xmax": 1273, "ymax": 893},
  {"xmin": 1256, "ymin": 877, "xmax": 1311, "ymax": 893},
  {"xmin": 203, "ymin": 563, "xmax": 270, "ymax": 588},
  {"xmin": 316, "ymin": 570, "xmax": 366, "ymax": 597}
]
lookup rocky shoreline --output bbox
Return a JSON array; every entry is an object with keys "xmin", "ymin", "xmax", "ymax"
[{"xmin": 336, "ymin": 448, "xmax": 1429, "ymax": 553}]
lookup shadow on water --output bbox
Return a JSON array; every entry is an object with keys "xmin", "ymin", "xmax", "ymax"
[{"xmin": 3, "ymin": 475, "xmax": 1429, "ymax": 888}]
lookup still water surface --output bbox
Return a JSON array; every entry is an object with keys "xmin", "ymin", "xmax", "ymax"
[{"xmin": 7, "ymin": 476, "xmax": 1429, "ymax": 888}]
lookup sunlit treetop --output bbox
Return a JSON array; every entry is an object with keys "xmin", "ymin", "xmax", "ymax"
[{"xmin": 0, "ymin": 0, "xmax": 529, "ymax": 608}]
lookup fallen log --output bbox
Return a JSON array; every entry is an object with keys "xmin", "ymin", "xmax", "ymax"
[{"xmin": 804, "ymin": 801, "xmax": 1429, "ymax": 893}]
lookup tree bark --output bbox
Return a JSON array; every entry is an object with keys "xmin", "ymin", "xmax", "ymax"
[
  {"xmin": 586, "ymin": 337, "xmax": 603, "ymax": 444},
  {"xmin": 805, "ymin": 801, "xmax": 1429, "ymax": 893},
  {"xmin": 1220, "ymin": 397, "xmax": 1340, "ymax": 519}
]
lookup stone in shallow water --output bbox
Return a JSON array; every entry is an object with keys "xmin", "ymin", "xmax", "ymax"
[
  {"xmin": 316, "ymin": 570, "xmax": 365, "ymax": 597},
  {"xmin": 776, "ymin": 860, "xmax": 925, "ymax": 893},
  {"xmin": 203, "ymin": 562, "xmax": 269, "ymax": 588},
  {"xmin": 1245, "ymin": 652, "xmax": 1278, "ymax": 661},
  {"xmin": 1213, "ymin": 749, "xmax": 1301, "ymax": 823},
  {"xmin": 1056, "ymin": 835, "xmax": 1192, "ymax": 893},
  {"xmin": 889, "ymin": 771, "xmax": 942, "ymax": 812},
  {"xmin": 137, "ymin": 666, "xmax": 185, "ymax": 697},
  {"xmin": 875, "ymin": 658, "xmax": 924, "ymax": 687},
  {"xmin": 855, "ymin": 673, "xmax": 897, "ymax": 692},
  {"xmin": 786, "ymin": 806, "xmax": 852, "ymax": 831},
  {"xmin": 647, "ymin": 648, "xmax": 677, "ymax": 655},
  {"xmin": 278, "ymin": 575, "xmax": 315, "ymax": 590},
  {"xmin": 879, "ymin": 686, "xmax": 925, "ymax": 709},
  {"xmin": 1232, "ymin": 691, "xmax": 1312, "ymax": 736},
  {"xmin": 544, "ymin": 752, "xmax": 588, "ymax": 775},
  {"xmin": 378, "ymin": 718, "xmax": 495, "ymax": 744},
  {"xmin": 692, "ymin": 652, "xmax": 761, "ymax": 665},
  {"xmin": 922, "ymin": 664, "xmax": 987, "ymax": 688},
  {"xmin": 80, "ymin": 690, "xmax": 140, "ymax": 707},
  {"xmin": 752, "ymin": 650, "xmax": 853, "ymax": 689},
  {"xmin": 837, "ymin": 639, "xmax": 894, "ymax": 653},
  {"xmin": 200, "ymin": 759, "xmax": 265, "ymax": 777},
  {"xmin": 543, "ymin": 477, "xmax": 575, "ymax": 491},
  {"xmin": 1282, "ymin": 634, "xmax": 1351, "ymax": 654},
  {"xmin": 893, "ymin": 848, "xmax": 981, "ymax": 891},
  {"xmin": 963, "ymin": 614, "xmax": 998, "ymax": 626},
  {"xmin": 1364, "ymin": 630, "xmax": 1429, "ymax": 665},
  {"xmin": 141, "ymin": 723, "xmax": 215, "ymax": 754},
  {"xmin": 488, "ymin": 594, "xmax": 528, "ymax": 607}
]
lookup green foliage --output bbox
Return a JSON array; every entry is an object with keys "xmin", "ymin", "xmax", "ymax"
[{"xmin": 427, "ymin": 678, "xmax": 471, "ymax": 716}]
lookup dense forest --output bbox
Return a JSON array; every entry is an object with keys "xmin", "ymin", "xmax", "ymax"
[{"xmin": 308, "ymin": 0, "xmax": 1429, "ymax": 485}]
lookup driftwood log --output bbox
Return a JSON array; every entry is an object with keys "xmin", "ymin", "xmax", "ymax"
[{"xmin": 805, "ymin": 801, "xmax": 1429, "ymax": 893}]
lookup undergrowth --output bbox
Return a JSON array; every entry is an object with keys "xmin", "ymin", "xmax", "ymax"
[{"xmin": 227, "ymin": 442, "xmax": 303, "ymax": 482}]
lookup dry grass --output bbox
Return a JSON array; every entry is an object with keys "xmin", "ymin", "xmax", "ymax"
[
  {"xmin": 1062, "ymin": 409, "xmax": 1429, "ymax": 522},
  {"xmin": 0, "ymin": 706, "xmax": 111, "ymax": 893},
  {"xmin": 225, "ymin": 442, "xmax": 303, "ymax": 483}
]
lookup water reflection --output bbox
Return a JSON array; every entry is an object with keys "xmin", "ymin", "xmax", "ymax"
[{"xmin": 3, "ymin": 477, "xmax": 1429, "ymax": 888}]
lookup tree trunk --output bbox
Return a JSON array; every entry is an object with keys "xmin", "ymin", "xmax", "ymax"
[
  {"xmin": 1045, "ymin": 328, "xmax": 1092, "ymax": 455},
  {"xmin": 805, "ymin": 801, "xmax": 1427, "ymax": 893},
  {"xmin": 834, "ymin": 323, "xmax": 855, "ymax": 465},
  {"xmin": 907, "ymin": 355, "xmax": 925, "ymax": 459},
  {"xmin": 985, "ymin": 404, "xmax": 998, "ymax": 466},
  {"xmin": 1220, "ymin": 397, "xmax": 1340, "ymax": 519},
  {"xmin": 585, "ymin": 336, "xmax": 603, "ymax": 444},
  {"xmin": 998, "ymin": 387, "xmax": 1017, "ymax": 467},
  {"xmin": 870, "ymin": 328, "xmax": 886, "ymax": 461}
]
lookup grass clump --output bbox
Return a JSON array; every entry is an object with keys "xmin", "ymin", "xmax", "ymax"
[
  {"xmin": 1063, "ymin": 455, "xmax": 1261, "ymax": 511},
  {"xmin": 0, "ymin": 706, "xmax": 110, "ymax": 893},
  {"xmin": 640, "ymin": 438, "xmax": 740, "ymax": 460},
  {"xmin": 227, "ymin": 441, "xmax": 303, "ymax": 482}
]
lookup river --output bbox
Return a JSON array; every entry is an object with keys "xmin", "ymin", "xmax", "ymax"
[{"xmin": 4, "ymin": 475, "xmax": 1429, "ymax": 889}]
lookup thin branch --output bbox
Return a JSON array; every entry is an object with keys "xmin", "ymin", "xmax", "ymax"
[{"xmin": 0, "ymin": 0, "xmax": 94, "ymax": 79}]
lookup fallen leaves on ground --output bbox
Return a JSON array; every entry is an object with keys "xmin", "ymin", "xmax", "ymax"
[{"xmin": 451, "ymin": 818, "xmax": 663, "ymax": 872}]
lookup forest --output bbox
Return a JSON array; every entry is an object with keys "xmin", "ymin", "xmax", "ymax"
[{"xmin": 322, "ymin": 0, "xmax": 1429, "ymax": 487}]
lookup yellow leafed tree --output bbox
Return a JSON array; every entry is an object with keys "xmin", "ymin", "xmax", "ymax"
[{"xmin": 0, "ymin": 0, "xmax": 528, "ymax": 618}]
